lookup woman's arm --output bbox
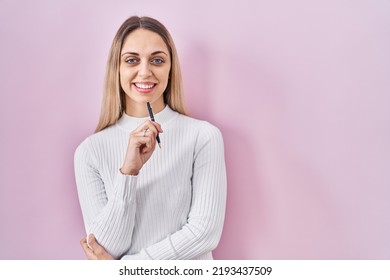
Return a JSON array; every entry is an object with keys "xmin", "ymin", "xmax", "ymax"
[
  {"xmin": 122, "ymin": 123, "xmax": 227, "ymax": 259},
  {"xmin": 74, "ymin": 138, "xmax": 138, "ymax": 259},
  {"xmin": 75, "ymin": 120, "xmax": 163, "ymax": 259}
]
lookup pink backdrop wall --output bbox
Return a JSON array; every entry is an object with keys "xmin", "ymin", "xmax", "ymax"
[{"xmin": 1, "ymin": 0, "xmax": 389, "ymax": 259}]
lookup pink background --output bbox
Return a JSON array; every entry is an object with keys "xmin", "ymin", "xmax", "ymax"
[{"xmin": 1, "ymin": 0, "xmax": 389, "ymax": 259}]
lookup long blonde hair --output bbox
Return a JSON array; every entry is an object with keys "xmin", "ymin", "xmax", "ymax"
[{"xmin": 95, "ymin": 16, "xmax": 186, "ymax": 133}]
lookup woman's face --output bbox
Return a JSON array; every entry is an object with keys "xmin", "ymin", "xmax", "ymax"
[{"xmin": 120, "ymin": 28, "xmax": 171, "ymax": 113}]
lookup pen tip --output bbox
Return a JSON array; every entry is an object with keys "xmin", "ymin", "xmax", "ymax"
[{"xmin": 158, "ymin": 143, "xmax": 162, "ymax": 149}]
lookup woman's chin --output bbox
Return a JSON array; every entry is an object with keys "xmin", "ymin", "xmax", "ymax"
[{"xmin": 125, "ymin": 92, "xmax": 164, "ymax": 107}]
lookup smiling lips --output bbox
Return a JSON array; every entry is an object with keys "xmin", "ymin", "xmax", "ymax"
[{"xmin": 133, "ymin": 82, "xmax": 156, "ymax": 93}]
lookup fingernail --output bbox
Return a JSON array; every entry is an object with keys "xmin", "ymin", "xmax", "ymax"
[{"xmin": 87, "ymin": 234, "xmax": 94, "ymax": 249}]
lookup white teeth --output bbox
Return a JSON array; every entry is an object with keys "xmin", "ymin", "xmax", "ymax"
[{"xmin": 135, "ymin": 83, "xmax": 154, "ymax": 89}]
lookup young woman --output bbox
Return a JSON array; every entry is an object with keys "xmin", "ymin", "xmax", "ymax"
[{"xmin": 74, "ymin": 16, "xmax": 226, "ymax": 260}]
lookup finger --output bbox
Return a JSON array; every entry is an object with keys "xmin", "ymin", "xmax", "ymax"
[
  {"xmin": 80, "ymin": 236, "xmax": 97, "ymax": 260},
  {"xmin": 132, "ymin": 135, "xmax": 156, "ymax": 153},
  {"xmin": 87, "ymin": 234, "xmax": 99, "ymax": 251},
  {"xmin": 145, "ymin": 119, "xmax": 163, "ymax": 133},
  {"xmin": 87, "ymin": 234, "xmax": 105, "ymax": 256},
  {"xmin": 87, "ymin": 234, "xmax": 114, "ymax": 260},
  {"xmin": 80, "ymin": 236, "xmax": 87, "ymax": 246},
  {"xmin": 136, "ymin": 127, "xmax": 158, "ymax": 139},
  {"xmin": 85, "ymin": 248, "xmax": 97, "ymax": 260},
  {"xmin": 133, "ymin": 120, "xmax": 155, "ymax": 133},
  {"xmin": 149, "ymin": 121, "xmax": 163, "ymax": 134},
  {"xmin": 153, "ymin": 121, "xmax": 163, "ymax": 133},
  {"xmin": 144, "ymin": 122, "xmax": 159, "ymax": 138},
  {"xmin": 133, "ymin": 120, "xmax": 163, "ymax": 135},
  {"xmin": 144, "ymin": 135, "xmax": 156, "ymax": 153}
]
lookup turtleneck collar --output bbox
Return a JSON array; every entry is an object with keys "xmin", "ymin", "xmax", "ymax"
[{"xmin": 116, "ymin": 105, "xmax": 178, "ymax": 131}]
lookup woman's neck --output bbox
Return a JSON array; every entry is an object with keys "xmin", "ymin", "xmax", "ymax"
[{"xmin": 125, "ymin": 98, "xmax": 165, "ymax": 117}]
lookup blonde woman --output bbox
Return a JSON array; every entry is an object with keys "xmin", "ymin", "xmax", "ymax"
[{"xmin": 74, "ymin": 16, "xmax": 226, "ymax": 260}]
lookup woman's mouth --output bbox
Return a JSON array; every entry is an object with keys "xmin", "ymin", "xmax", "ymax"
[{"xmin": 133, "ymin": 82, "xmax": 156, "ymax": 93}]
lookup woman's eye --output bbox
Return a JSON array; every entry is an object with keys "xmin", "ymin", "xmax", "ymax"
[
  {"xmin": 125, "ymin": 58, "xmax": 139, "ymax": 64},
  {"xmin": 151, "ymin": 58, "xmax": 164, "ymax": 64}
]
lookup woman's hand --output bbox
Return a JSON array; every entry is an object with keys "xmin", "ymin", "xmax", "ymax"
[
  {"xmin": 80, "ymin": 234, "xmax": 115, "ymax": 260},
  {"xmin": 121, "ymin": 120, "xmax": 163, "ymax": 175}
]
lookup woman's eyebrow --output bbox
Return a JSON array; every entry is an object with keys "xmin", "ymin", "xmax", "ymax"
[
  {"xmin": 151, "ymin": 51, "xmax": 168, "ymax": 56},
  {"xmin": 121, "ymin": 51, "xmax": 138, "ymax": 57},
  {"xmin": 121, "ymin": 51, "xmax": 168, "ymax": 57}
]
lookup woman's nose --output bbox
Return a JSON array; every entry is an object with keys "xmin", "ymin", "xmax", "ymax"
[{"xmin": 138, "ymin": 61, "xmax": 152, "ymax": 78}]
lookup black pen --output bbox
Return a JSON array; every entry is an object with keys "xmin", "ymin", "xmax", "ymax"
[{"xmin": 146, "ymin": 102, "xmax": 161, "ymax": 148}]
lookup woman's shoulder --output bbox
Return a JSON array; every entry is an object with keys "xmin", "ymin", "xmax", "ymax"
[
  {"xmin": 176, "ymin": 113, "xmax": 224, "ymax": 142},
  {"xmin": 74, "ymin": 125, "xmax": 120, "ymax": 157}
]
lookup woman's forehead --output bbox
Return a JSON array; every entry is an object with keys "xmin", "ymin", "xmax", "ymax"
[{"xmin": 122, "ymin": 29, "xmax": 169, "ymax": 55}]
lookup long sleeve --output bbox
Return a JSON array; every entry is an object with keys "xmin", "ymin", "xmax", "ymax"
[
  {"xmin": 122, "ymin": 123, "xmax": 227, "ymax": 259},
  {"xmin": 74, "ymin": 138, "xmax": 137, "ymax": 259}
]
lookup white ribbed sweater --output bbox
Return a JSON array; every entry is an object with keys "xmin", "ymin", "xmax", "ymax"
[{"xmin": 74, "ymin": 106, "xmax": 227, "ymax": 260}]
